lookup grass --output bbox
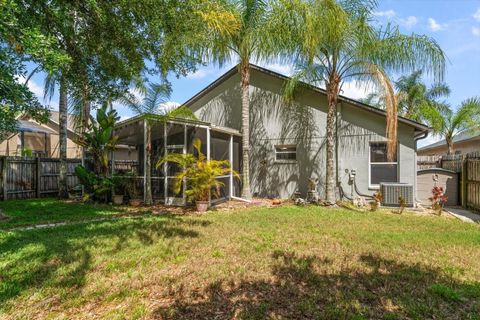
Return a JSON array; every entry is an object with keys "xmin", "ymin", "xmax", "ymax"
[
  {"xmin": 0, "ymin": 200, "xmax": 479, "ymax": 319},
  {"xmin": 0, "ymin": 198, "xmax": 140, "ymax": 229}
]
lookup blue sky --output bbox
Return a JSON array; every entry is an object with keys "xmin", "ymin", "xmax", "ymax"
[{"xmin": 23, "ymin": 0, "xmax": 480, "ymax": 147}]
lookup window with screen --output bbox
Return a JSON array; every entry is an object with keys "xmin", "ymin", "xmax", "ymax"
[
  {"xmin": 369, "ymin": 142, "xmax": 398, "ymax": 187},
  {"xmin": 275, "ymin": 145, "xmax": 297, "ymax": 161}
]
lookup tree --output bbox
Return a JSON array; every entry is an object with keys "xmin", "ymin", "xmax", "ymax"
[
  {"xmin": 120, "ymin": 82, "xmax": 196, "ymax": 205},
  {"xmin": 424, "ymin": 98, "xmax": 480, "ymax": 155},
  {"xmin": 395, "ymin": 70, "xmax": 450, "ymax": 122},
  {"xmin": 279, "ymin": 0, "xmax": 445, "ymax": 203},
  {"xmin": 203, "ymin": 0, "xmax": 283, "ymax": 199},
  {"xmin": 0, "ymin": 46, "xmax": 50, "ymax": 137}
]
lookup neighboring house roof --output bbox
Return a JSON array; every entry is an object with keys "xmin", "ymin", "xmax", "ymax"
[
  {"xmin": 418, "ymin": 130, "xmax": 480, "ymax": 151},
  {"xmin": 16, "ymin": 120, "xmax": 56, "ymax": 134},
  {"xmin": 48, "ymin": 111, "xmax": 80, "ymax": 132},
  {"xmin": 183, "ymin": 64, "xmax": 429, "ymax": 134}
]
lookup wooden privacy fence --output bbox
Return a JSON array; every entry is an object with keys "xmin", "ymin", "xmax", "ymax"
[
  {"xmin": 463, "ymin": 152, "xmax": 480, "ymax": 212},
  {"xmin": 417, "ymin": 152, "xmax": 480, "ymax": 211},
  {"xmin": 0, "ymin": 157, "xmax": 140, "ymax": 201},
  {"xmin": 0, "ymin": 157, "xmax": 82, "ymax": 200}
]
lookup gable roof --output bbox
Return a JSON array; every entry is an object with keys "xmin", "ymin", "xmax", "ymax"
[
  {"xmin": 183, "ymin": 64, "xmax": 429, "ymax": 133},
  {"xmin": 418, "ymin": 130, "xmax": 480, "ymax": 151},
  {"xmin": 17, "ymin": 120, "xmax": 56, "ymax": 134}
]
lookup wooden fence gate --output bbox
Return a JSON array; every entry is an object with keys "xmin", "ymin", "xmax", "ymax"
[
  {"xmin": 418, "ymin": 152, "xmax": 480, "ymax": 212},
  {"xmin": 464, "ymin": 153, "xmax": 480, "ymax": 212}
]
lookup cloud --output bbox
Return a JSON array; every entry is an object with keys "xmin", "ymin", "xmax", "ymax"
[
  {"xmin": 399, "ymin": 16, "xmax": 418, "ymax": 28},
  {"xmin": 159, "ymin": 101, "xmax": 180, "ymax": 113},
  {"xmin": 16, "ymin": 75, "xmax": 44, "ymax": 100},
  {"xmin": 473, "ymin": 26, "xmax": 480, "ymax": 37},
  {"xmin": 428, "ymin": 18, "xmax": 446, "ymax": 31},
  {"xmin": 186, "ymin": 69, "xmax": 211, "ymax": 79},
  {"xmin": 373, "ymin": 10, "xmax": 396, "ymax": 18},
  {"xmin": 474, "ymin": 8, "xmax": 480, "ymax": 21},
  {"xmin": 261, "ymin": 63, "xmax": 294, "ymax": 76},
  {"xmin": 340, "ymin": 80, "xmax": 375, "ymax": 100}
]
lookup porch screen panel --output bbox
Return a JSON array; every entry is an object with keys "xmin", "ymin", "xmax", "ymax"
[{"xmin": 187, "ymin": 126, "xmax": 208, "ymax": 156}]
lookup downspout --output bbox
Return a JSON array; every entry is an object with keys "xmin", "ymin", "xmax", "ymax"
[{"xmin": 335, "ymin": 103, "xmax": 340, "ymax": 189}]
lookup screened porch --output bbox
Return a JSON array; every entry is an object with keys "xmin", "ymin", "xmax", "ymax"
[{"xmin": 113, "ymin": 115, "xmax": 242, "ymax": 206}]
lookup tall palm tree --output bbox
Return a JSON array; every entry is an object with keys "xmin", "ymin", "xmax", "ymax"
[
  {"xmin": 395, "ymin": 70, "xmax": 450, "ymax": 122},
  {"xmin": 204, "ymin": 0, "xmax": 282, "ymax": 199},
  {"xmin": 120, "ymin": 82, "xmax": 196, "ymax": 205},
  {"xmin": 279, "ymin": 0, "xmax": 445, "ymax": 203},
  {"xmin": 425, "ymin": 98, "xmax": 480, "ymax": 155},
  {"xmin": 44, "ymin": 72, "xmax": 70, "ymax": 198}
]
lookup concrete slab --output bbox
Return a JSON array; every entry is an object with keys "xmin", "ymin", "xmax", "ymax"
[{"xmin": 445, "ymin": 207, "xmax": 480, "ymax": 224}]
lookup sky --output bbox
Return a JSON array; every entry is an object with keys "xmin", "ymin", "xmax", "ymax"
[{"xmin": 23, "ymin": 0, "xmax": 480, "ymax": 147}]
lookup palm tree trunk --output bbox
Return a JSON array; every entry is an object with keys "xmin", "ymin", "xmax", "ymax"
[
  {"xmin": 446, "ymin": 137, "xmax": 453, "ymax": 155},
  {"xmin": 240, "ymin": 62, "xmax": 252, "ymax": 199},
  {"xmin": 58, "ymin": 76, "xmax": 69, "ymax": 199},
  {"xmin": 325, "ymin": 77, "xmax": 340, "ymax": 205},
  {"xmin": 144, "ymin": 120, "xmax": 153, "ymax": 205}
]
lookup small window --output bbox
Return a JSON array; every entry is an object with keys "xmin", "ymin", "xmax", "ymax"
[
  {"xmin": 275, "ymin": 145, "xmax": 297, "ymax": 161},
  {"xmin": 369, "ymin": 142, "xmax": 398, "ymax": 187}
]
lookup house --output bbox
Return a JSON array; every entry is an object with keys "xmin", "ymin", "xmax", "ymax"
[
  {"xmin": 418, "ymin": 131, "xmax": 480, "ymax": 156},
  {"xmin": 185, "ymin": 64, "xmax": 428, "ymax": 199},
  {"xmin": 114, "ymin": 64, "xmax": 429, "ymax": 204},
  {"xmin": 0, "ymin": 112, "xmax": 137, "ymax": 160}
]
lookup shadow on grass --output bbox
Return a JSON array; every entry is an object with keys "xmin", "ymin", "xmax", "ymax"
[
  {"xmin": 155, "ymin": 251, "xmax": 480, "ymax": 319},
  {"xmin": 0, "ymin": 213, "xmax": 209, "ymax": 308}
]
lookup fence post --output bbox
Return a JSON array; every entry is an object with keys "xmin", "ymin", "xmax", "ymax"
[
  {"xmin": 461, "ymin": 155, "xmax": 467, "ymax": 208},
  {"xmin": 36, "ymin": 156, "xmax": 41, "ymax": 198},
  {"xmin": 1, "ymin": 157, "xmax": 7, "ymax": 201}
]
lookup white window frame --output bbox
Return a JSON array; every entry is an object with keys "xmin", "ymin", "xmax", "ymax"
[
  {"xmin": 274, "ymin": 144, "xmax": 297, "ymax": 163},
  {"xmin": 368, "ymin": 142, "xmax": 399, "ymax": 189}
]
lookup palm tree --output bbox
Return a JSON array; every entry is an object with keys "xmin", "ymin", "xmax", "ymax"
[
  {"xmin": 279, "ymin": 0, "xmax": 445, "ymax": 204},
  {"xmin": 425, "ymin": 98, "xmax": 480, "ymax": 155},
  {"xmin": 395, "ymin": 70, "xmax": 450, "ymax": 122},
  {"xmin": 120, "ymin": 82, "xmax": 196, "ymax": 205},
  {"xmin": 57, "ymin": 75, "xmax": 69, "ymax": 198},
  {"xmin": 204, "ymin": 0, "xmax": 283, "ymax": 199},
  {"xmin": 43, "ymin": 72, "xmax": 70, "ymax": 198}
]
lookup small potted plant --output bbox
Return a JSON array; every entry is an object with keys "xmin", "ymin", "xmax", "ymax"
[
  {"xmin": 157, "ymin": 138, "xmax": 238, "ymax": 212},
  {"xmin": 125, "ymin": 170, "xmax": 142, "ymax": 207},
  {"xmin": 112, "ymin": 175, "xmax": 126, "ymax": 205}
]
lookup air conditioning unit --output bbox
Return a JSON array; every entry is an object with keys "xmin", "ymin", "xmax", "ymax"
[{"xmin": 380, "ymin": 183, "xmax": 414, "ymax": 207}]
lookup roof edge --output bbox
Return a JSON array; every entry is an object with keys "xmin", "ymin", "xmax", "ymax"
[{"xmin": 183, "ymin": 63, "xmax": 429, "ymax": 132}]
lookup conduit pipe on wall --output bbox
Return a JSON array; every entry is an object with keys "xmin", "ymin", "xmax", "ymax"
[{"xmin": 231, "ymin": 196, "xmax": 252, "ymax": 203}]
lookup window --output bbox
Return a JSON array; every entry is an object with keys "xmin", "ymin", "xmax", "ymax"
[
  {"xmin": 275, "ymin": 145, "xmax": 297, "ymax": 162},
  {"xmin": 369, "ymin": 142, "xmax": 398, "ymax": 187}
]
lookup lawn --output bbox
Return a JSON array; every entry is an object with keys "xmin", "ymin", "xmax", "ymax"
[
  {"xmin": 0, "ymin": 198, "xmax": 144, "ymax": 230},
  {"xmin": 0, "ymin": 200, "xmax": 479, "ymax": 319}
]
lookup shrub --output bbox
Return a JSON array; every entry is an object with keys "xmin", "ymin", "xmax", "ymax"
[
  {"xmin": 369, "ymin": 191, "xmax": 383, "ymax": 212},
  {"xmin": 429, "ymin": 186, "xmax": 447, "ymax": 215},
  {"xmin": 157, "ymin": 138, "xmax": 238, "ymax": 203},
  {"xmin": 74, "ymin": 165, "xmax": 112, "ymax": 202},
  {"xmin": 398, "ymin": 196, "xmax": 407, "ymax": 214}
]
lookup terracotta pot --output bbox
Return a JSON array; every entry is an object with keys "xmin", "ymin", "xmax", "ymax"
[
  {"xmin": 129, "ymin": 198, "xmax": 142, "ymax": 207},
  {"xmin": 196, "ymin": 201, "xmax": 209, "ymax": 212},
  {"xmin": 113, "ymin": 195, "xmax": 124, "ymax": 205}
]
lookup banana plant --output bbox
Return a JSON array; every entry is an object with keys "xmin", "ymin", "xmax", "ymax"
[{"xmin": 77, "ymin": 104, "xmax": 120, "ymax": 176}]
